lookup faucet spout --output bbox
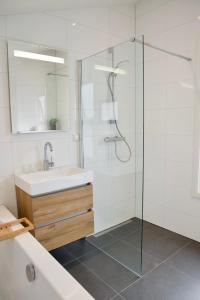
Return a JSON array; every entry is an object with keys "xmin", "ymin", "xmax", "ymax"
[{"xmin": 43, "ymin": 142, "xmax": 54, "ymax": 170}]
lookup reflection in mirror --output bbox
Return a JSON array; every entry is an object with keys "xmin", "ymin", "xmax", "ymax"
[{"xmin": 8, "ymin": 40, "xmax": 68, "ymax": 134}]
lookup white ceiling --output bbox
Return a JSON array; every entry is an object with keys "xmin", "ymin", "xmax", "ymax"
[{"xmin": 0, "ymin": 0, "xmax": 138, "ymax": 16}]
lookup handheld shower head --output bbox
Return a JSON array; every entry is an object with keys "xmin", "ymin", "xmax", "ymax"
[{"xmin": 107, "ymin": 59, "xmax": 132, "ymax": 163}]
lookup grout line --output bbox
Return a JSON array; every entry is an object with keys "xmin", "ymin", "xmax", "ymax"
[
  {"xmin": 82, "ymin": 242, "xmax": 141, "ymax": 279},
  {"xmin": 57, "ymin": 231, "xmax": 195, "ymax": 299},
  {"xmin": 61, "ymin": 251, "xmax": 119, "ymax": 299},
  {"xmin": 162, "ymin": 259, "xmax": 200, "ymax": 284},
  {"xmin": 158, "ymin": 238, "xmax": 191, "ymax": 262},
  {"xmin": 157, "ymin": 240, "xmax": 192, "ymax": 265},
  {"xmin": 76, "ymin": 258, "xmax": 121, "ymax": 296},
  {"xmin": 120, "ymin": 238, "xmax": 161, "ymax": 265},
  {"xmin": 110, "ymin": 293, "xmax": 126, "ymax": 300},
  {"xmin": 43, "ymin": 10, "xmax": 133, "ymax": 42},
  {"xmin": 89, "ymin": 239, "xmax": 143, "ymax": 278},
  {"xmin": 61, "ymin": 242, "xmax": 141, "ymax": 294},
  {"xmin": 79, "ymin": 257, "xmax": 138, "ymax": 299},
  {"xmin": 136, "ymin": 0, "xmax": 173, "ymax": 18},
  {"xmin": 119, "ymin": 239, "xmax": 193, "ymax": 295},
  {"xmin": 137, "ymin": 13, "xmax": 199, "ymax": 41}
]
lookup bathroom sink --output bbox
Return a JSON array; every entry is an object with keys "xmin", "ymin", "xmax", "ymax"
[{"xmin": 15, "ymin": 166, "xmax": 93, "ymax": 196}]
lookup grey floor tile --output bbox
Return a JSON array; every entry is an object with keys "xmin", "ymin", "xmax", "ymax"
[
  {"xmin": 109, "ymin": 219, "xmax": 142, "ymax": 239},
  {"xmin": 87, "ymin": 232, "xmax": 117, "ymax": 249},
  {"xmin": 111, "ymin": 295, "xmax": 125, "ymax": 300},
  {"xmin": 50, "ymin": 246, "xmax": 76, "ymax": 265},
  {"xmin": 122, "ymin": 225, "xmax": 190, "ymax": 261},
  {"xmin": 103, "ymin": 240, "xmax": 160, "ymax": 275},
  {"xmin": 166, "ymin": 241, "xmax": 200, "ymax": 281},
  {"xmin": 64, "ymin": 238, "xmax": 96, "ymax": 258},
  {"xmin": 142, "ymin": 220, "xmax": 163, "ymax": 231},
  {"xmin": 121, "ymin": 263, "xmax": 200, "ymax": 300},
  {"xmin": 65, "ymin": 260, "xmax": 117, "ymax": 300},
  {"xmin": 80, "ymin": 249, "xmax": 139, "ymax": 293}
]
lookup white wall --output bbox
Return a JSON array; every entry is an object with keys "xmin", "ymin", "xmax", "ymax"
[
  {"xmin": 0, "ymin": 4, "xmax": 135, "ymax": 215},
  {"xmin": 136, "ymin": 0, "xmax": 200, "ymax": 241}
]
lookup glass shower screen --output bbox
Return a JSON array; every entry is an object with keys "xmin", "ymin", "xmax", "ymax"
[{"xmin": 78, "ymin": 36, "xmax": 144, "ymax": 275}]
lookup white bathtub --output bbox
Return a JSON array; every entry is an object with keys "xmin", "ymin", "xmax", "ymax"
[{"xmin": 0, "ymin": 205, "xmax": 93, "ymax": 300}]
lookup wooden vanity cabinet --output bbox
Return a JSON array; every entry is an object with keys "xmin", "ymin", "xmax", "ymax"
[{"xmin": 16, "ymin": 184, "xmax": 94, "ymax": 251}]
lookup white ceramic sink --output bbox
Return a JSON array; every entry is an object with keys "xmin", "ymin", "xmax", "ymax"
[{"xmin": 15, "ymin": 166, "xmax": 93, "ymax": 196}]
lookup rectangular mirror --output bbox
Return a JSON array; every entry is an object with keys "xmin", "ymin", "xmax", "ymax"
[{"xmin": 8, "ymin": 40, "xmax": 69, "ymax": 134}]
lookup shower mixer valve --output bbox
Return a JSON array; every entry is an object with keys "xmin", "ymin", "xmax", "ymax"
[{"xmin": 104, "ymin": 136, "xmax": 126, "ymax": 143}]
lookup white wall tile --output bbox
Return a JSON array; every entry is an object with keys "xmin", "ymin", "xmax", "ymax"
[
  {"xmin": 0, "ymin": 143, "xmax": 13, "ymax": 177},
  {"xmin": 0, "ymin": 6, "xmax": 135, "ymax": 217},
  {"xmin": 161, "ymin": 20, "xmax": 200, "ymax": 58},
  {"xmin": 0, "ymin": 17, "xmax": 6, "ymax": 37},
  {"xmin": 143, "ymin": 200, "xmax": 166, "ymax": 225},
  {"xmin": 167, "ymin": 56, "xmax": 193, "ymax": 83},
  {"xmin": 144, "ymin": 156, "xmax": 165, "ymax": 181},
  {"xmin": 68, "ymin": 23, "xmax": 110, "ymax": 56},
  {"xmin": 109, "ymin": 9, "xmax": 134, "ymax": 38},
  {"xmin": 0, "ymin": 107, "xmax": 11, "ymax": 141},
  {"xmin": 137, "ymin": 0, "xmax": 200, "ymax": 242},
  {"xmin": 144, "ymin": 58, "xmax": 168, "ymax": 85},
  {"xmin": 0, "ymin": 176, "xmax": 16, "ymax": 215},
  {"xmin": 45, "ymin": 7, "xmax": 110, "ymax": 33},
  {"xmin": 144, "ymin": 133, "xmax": 165, "ymax": 159},
  {"xmin": 165, "ymin": 134, "xmax": 193, "ymax": 163},
  {"xmin": 165, "ymin": 108, "xmax": 194, "ymax": 135},
  {"xmin": 136, "ymin": 3, "xmax": 170, "ymax": 37},
  {"xmin": 12, "ymin": 140, "xmax": 43, "ymax": 173},
  {"xmin": 165, "ymin": 160, "xmax": 192, "ymax": 188},
  {"xmin": 6, "ymin": 13, "xmax": 68, "ymax": 49},
  {"xmin": 166, "ymin": 0, "xmax": 200, "ymax": 30},
  {"xmin": 0, "ymin": 73, "xmax": 9, "ymax": 108},
  {"xmin": 136, "ymin": 0, "xmax": 172, "ymax": 17},
  {"xmin": 0, "ymin": 39, "xmax": 7, "ymax": 73},
  {"xmin": 114, "ymin": 4, "xmax": 135, "ymax": 18},
  {"xmin": 144, "ymin": 85, "xmax": 166, "ymax": 110},
  {"xmin": 137, "ymin": 0, "xmax": 200, "ymax": 37},
  {"xmin": 166, "ymin": 81, "xmax": 194, "ymax": 108},
  {"xmin": 144, "ymin": 109, "xmax": 165, "ymax": 134}
]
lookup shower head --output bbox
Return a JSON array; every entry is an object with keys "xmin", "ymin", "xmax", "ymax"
[
  {"xmin": 47, "ymin": 72, "xmax": 68, "ymax": 77},
  {"xmin": 115, "ymin": 60, "xmax": 129, "ymax": 68},
  {"xmin": 109, "ymin": 60, "xmax": 129, "ymax": 78}
]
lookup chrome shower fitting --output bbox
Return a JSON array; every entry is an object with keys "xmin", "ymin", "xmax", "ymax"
[
  {"xmin": 43, "ymin": 142, "xmax": 54, "ymax": 170},
  {"xmin": 106, "ymin": 60, "xmax": 132, "ymax": 163}
]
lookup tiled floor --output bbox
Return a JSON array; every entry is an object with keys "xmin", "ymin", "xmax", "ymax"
[{"xmin": 50, "ymin": 218, "xmax": 200, "ymax": 299}]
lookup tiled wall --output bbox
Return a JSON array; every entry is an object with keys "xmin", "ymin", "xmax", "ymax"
[
  {"xmin": 2, "ymin": 0, "xmax": 199, "ymax": 242},
  {"xmin": 136, "ymin": 0, "xmax": 200, "ymax": 241},
  {"xmin": 81, "ymin": 42, "xmax": 137, "ymax": 233},
  {"xmin": 0, "ymin": 4, "xmax": 135, "ymax": 215}
]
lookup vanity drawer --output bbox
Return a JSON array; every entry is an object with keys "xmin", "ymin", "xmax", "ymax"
[
  {"xmin": 32, "ymin": 184, "xmax": 93, "ymax": 226},
  {"xmin": 35, "ymin": 211, "xmax": 94, "ymax": 251}
]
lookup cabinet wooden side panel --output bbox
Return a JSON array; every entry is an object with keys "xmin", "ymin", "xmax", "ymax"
[
  {"xmin": 16, "ymin": 186, "xmax": 33, "ymax": 223},
  {"xmin": 32, "ymin": 184, "xmax": 93, "ymax": 226},
  {"xmin": 35, "ymin": 211, "xmax": 94, "ymax": 251}
]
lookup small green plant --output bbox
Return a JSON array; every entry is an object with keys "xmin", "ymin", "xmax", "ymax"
[{"xmin": 49, "ymin": 118, "xmax": 58, "ymax": 130}]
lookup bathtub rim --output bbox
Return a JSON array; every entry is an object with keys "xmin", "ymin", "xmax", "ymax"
[{"xmin": 0, "ymin": 205, "xmax": 94, "ymax": 300}]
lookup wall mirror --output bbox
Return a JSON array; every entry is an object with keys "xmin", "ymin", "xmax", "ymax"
[{"xmin": 8, "ymin": 40, "xmax": 69, "ymax": 134}]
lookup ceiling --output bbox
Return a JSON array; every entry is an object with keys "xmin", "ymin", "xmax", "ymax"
[{"xmin": 0, "ymin": 0, "xmax": 138, "ymax": 16}]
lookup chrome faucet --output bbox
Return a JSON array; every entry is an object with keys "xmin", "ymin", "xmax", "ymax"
[{"xmin": 43, "ymin": 142, "xmax": 54, "ymax": 170}]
